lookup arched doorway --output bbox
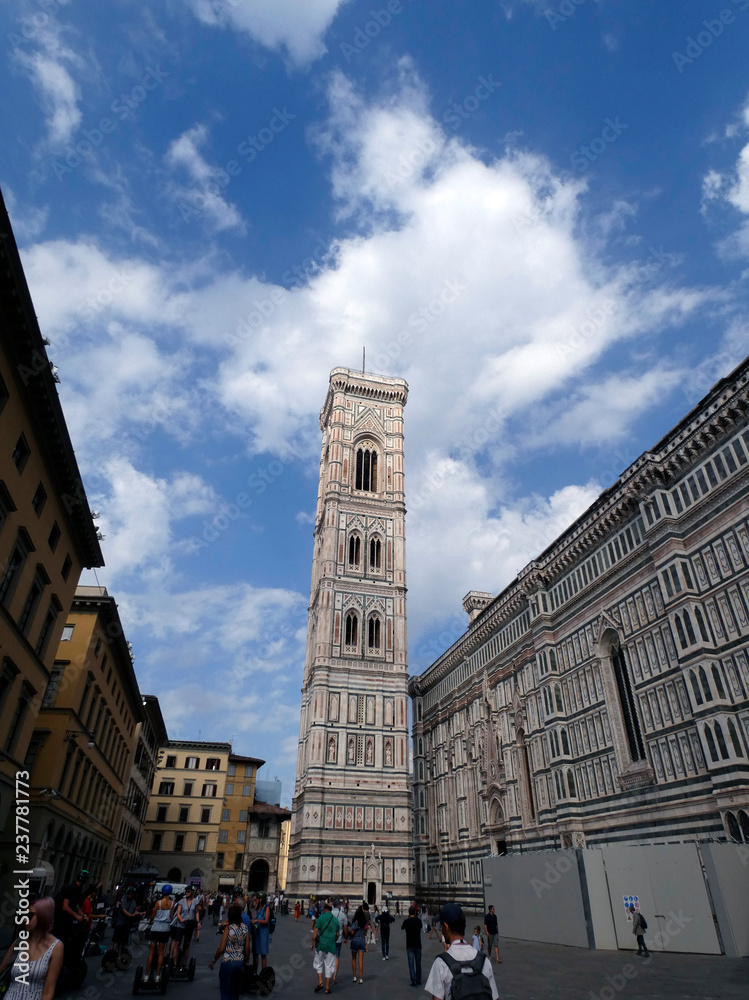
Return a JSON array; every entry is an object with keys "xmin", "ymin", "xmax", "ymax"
[
  {"xmin": 248, "ymin": 859, "xmax": 269, "ymax": 892},
  {"xmin": 167, "ymin": 866, "xmax": 182, "ymax": 883},
  {"xmin": 487, "ymin": 797, "xmax": 507, "ymax": 855}
]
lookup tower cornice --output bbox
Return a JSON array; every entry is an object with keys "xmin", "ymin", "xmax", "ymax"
[{"xmin": 320, "ymin": 367, "xmax": 409, "ymax": 428}]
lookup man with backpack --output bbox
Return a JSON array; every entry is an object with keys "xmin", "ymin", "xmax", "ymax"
[{"xmin": 424, "ymin": 903, "xmax": 498, "ymax": 1000}]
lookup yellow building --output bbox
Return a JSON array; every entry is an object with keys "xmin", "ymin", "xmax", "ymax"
[
  {"xmin": 141, "ymin": 741, "xmax": 231, "ymax": 890},
  {"xmin": 0, "ymin": 189, "xmax": 103, "ymax": 895},
  {"xmin": 27, "ymin": 586, "xmax": 145, "ymax": 891},
  {"xmin": 217, "ymin": 753, "xmax": 264, "ymax": 892}
]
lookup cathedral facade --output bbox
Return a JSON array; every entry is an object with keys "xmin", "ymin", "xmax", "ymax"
[
  {"xmin": 410, "ymin": 358, "xmax": 749, "ymax": 909},
  {"xmin": 288, "ymin": 367, "xmax": 414, "ymax": 903}
]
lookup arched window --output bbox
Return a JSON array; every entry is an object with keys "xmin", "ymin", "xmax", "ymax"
[
  {"xmin": 355, "ymin": 447, "xmax": 378, "ymax": 492},
  {"xmin": 419, "ymin": 761, "xmax": 424, "ymax": 780},
  {"xmin": 739, "ymin": 810, "xmax": 749, "ymax": 842},
  {"xmin": 348, "ymin": 534, "xmax": 361, "ymax": 568},
  {"xmin": 344, "ymin": 612, "xmax": 359, "ymax": 649},
  {"xmin": 715, "ymin": 722, "xmax": 729, "ymax": 760},
  {"xmin": 554, "ymin": 771, "xmax": 562, "ymax": 800},
  {"xmin": 420, "ymin": 815, "xmax": 426, "ymax": 835},
  {"xmin": 611, "ymin": 641, "xmax": 646, "ymax": 761},
  {"xmin": 726, "ymin": 811, "xmax": 741, "ymax": 843},
  {"xmin": 549, "ymin": 649, "xmax": 557, "ymax": 671},
  {"xmin": 418, "ymin": 738, "xmax": 423, "ymax": 755},
  {"xmin": 683, "ymin": 610, "xmax": 696, "ymax": 645},
  {"xmin": 554, "ymin": 685, "xmax": 564, "ymax": 713},
  {"xmin": 567, "ymin": 769, "xmax": 576, "ymax": 798},
  {"xmin": 704, "ymin": 725, "xmax": 718, "ymax": 763},
  {"xmin": 674, "ymin": 615, "xmax": 687, "ymax": 649},
  {"xmin": 695, "ymin": 607, "xmax": 710, "ymax": 642},
  {"xmin": 419, "ymin": 790, "xmax": 425, "ymax": 807},
  {"xmin": 712, "ymin": 665, "xmax": 726, "ymax": 700},
  {"xmin": 369, "ymin": 537, "xmax": 382, "ymax": 571},
  {"xmin": 561, "ymin": 729, "xmax": 570, "ymax": 755},
  {"xmin": 368, "ymin": 616, "xmax": 381, "ymax": 651},
  {"xmin": 728, "ymin": 719, "xmax": 744, "ymax": 757},
  {"xmin": 690, "ymin": 671, "xmax": 703, "ymax": 706},
  {"xmin": 699, "ymin": 666, "xmax": 711, "ymax": 702}
]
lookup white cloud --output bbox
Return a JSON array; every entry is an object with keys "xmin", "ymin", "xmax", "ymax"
[
  {"xmin": 92, "ymin": 459, "xmax": 220, "ymax": 581},
  {"xmin": 702, "ymin": 92, "xmax": 749, "ymax": 255},
  {"xmin": 186, "ymin": 0, "xmax": 350, "ymax": 66},
  {"xmin": 165, "ymin": 123, "xmax": 245, "ymax": 233},
  {"xmin": 12, "ymin": 20, "xmax": 86, "ymax": 147},
  {"xmin": 2, "ymin": 184, "xmax": 49, "ymax": 240}
]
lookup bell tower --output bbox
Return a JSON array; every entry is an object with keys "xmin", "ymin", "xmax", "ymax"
[{"xmin": 288, "ymin": 367, "xmax": 413, "ymax": 902}]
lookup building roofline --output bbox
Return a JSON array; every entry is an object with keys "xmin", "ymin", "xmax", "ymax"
[
  {"xmin": 0, "ymin": 188, "xmax": 103, "ymax": 569},
  {"xmin": 142, "ymin": 694, "xmax": 168, "ymax": 744}
]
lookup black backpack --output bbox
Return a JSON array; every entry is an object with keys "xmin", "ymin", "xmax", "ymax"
[
  {"xmin": 639, "ymin": 915, "xmax": 648, "ymax": 931},
  {"xmin": 438, "ymin": 951, "xmax": 493, "ymax": 1000}
]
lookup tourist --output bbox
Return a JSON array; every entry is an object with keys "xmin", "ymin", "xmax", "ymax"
[
  {"xmin": 209, "ymin": 904, "xmax": 250, "ymax": 1000},
  {"xmin": 629, "ymin": 905, "xmax": 650, "ymax": 957},
  {"xmin": 111, "ymin": 888, "xmax": 140, "ymax": 956},
  {"xmin": 348, "ymin": 903, "xmax": 369, "ymax": 983},
  {"xmin": 483, "ymin": 904, "xmax": 501, "ymax": 963},
  {"xmin": 330, "ymin": 897, "xmax": 348, "ymax": 985},
  {"xmin": 425, "ymin": 904, "xmax": 498, "ymax": 1000},
  {"xmin": 174, "ymin": 886, "xmax": 200, "ymax": 966},
  {"xmin": 1, "ymin": 897, "xmax": 63, "ymax": 1000},
  {"xmin": 294, "ymin": 900, "xmax": 301, "ymax": 921},
  {"xmin": 401, "ymin": 904, "xmax": 422, "ymax": 986},
  {"xmin": 311, "ymin": 900, "xmax": 338, "ymax": 994},
  {"xmin": 145, "ymin": 885, "xmax": 173, "ymax": 982},
  {"xmin": 377, "ymin": 906, "xmax": 395, "ymax": 959},
  {"xmin": 421, "ymin": 905, "xmax": 430, "ymax": 934},
  {"xmin": 251, "ymin": 892, "xmax": 271, "ymax": 970}
]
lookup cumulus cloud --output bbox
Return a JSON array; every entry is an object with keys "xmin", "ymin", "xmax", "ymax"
[
  {"xmin": 186, "ymin": 0, "xmax": 350, "ymax": 66},
  {"xmin": 21, "ymin": 66, "xmax": 726, "ymax": 658}
]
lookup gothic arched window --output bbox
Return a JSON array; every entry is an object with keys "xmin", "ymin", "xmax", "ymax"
[
  {"xmin": 344, "ymin": 612, "xmax": 359, "ymax": 649},
  {"xmin": 683, "ymin": 610, "xmax": 697, "ymax": 645},
  {"xmin": 690, "ymin": 671, "xmax": 703, "ymax": 706},
  {"xmin": 695, "ymin": 607, "xmax": 710, "ymax": 642},
  {"xmin": 728, "ymin": 719, "xmax": 744, "ymax": 757},
  {"xmin": 348, "ymin": 534, "xmax": 361, "ymax": 569},
  {"xmin": 715, "ymin": 722, "xmax": 729, "ymax": 760},
  {"xmin": 368, "ymin": 616, "xmax": 381, "ymax": 652},
  {"xmin": 712, "ymin": 665, "xmax": 726, "ymax": 700},
  {"xmin": 369, "ymin": 536, "xmax": 382, "ymax": 571},
  {"xmin": 705, "ymin": 725, "xmax": 718, "ymax": 763},
  {"xmin": 611, "ymin": 641, "xmax": 646, "ymax": 761},
  {"xmin": 355, "ymin": 446, "xmax": 378, "ymax": 492},
  {"xmin": 561, "ymin": 729, "xmax": 570, "ymax": 755},
  {"xmin": 567, "ymin": 769, "xmax": 576, "ymax": 798},
  {"xmin": 699, "ymin": 666, "xmax": 712, "ymax": 702}
]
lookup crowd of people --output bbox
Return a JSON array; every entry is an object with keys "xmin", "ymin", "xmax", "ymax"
[
  {"xmin": 1, "ymin": 879, "xmax": 509, "ymax": 1000},
  {"xmin": 306, "ymin": 896, "xmax": 503, "ymax": 997}
]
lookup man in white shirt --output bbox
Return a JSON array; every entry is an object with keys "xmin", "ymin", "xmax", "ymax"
[{"xmin": 424, "ymin": 903, "xmax": 498, "ymax": 1000}]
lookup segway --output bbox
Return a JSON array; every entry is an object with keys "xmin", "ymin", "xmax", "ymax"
[
  {"xmin": 54, "ymin": 923, "xmax": 89, "ymax": 996},
  {"xmin": 132, "ymin": 962, "xmax": 170, "ymax": 995},
  {"xmin": 240, "ymin": 965, "xmax": 275, "ymax": 995}
]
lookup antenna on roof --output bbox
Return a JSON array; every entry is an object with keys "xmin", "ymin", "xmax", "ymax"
[{"xmin": 362, "ymin": 346, "xmax": 365, "ymax": 373}]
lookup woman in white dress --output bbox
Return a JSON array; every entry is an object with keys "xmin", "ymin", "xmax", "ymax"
[{"xmin": 1, "ymin": 896, "xmax": 63, "ymax": 1000}]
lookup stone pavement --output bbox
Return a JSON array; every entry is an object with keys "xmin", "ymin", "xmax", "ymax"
[{"xmin": 82, "ymin": 912, "xmax": 747, "ymax": 1000}]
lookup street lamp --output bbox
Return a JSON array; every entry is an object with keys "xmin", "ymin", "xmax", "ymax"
[{"xmin": 65, "ymin": 729, "xmax": 96, "ymax": 749}]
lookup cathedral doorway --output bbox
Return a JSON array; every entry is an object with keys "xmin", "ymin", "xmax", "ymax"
[
  {"xmin": 367, "ymin": 882, "xmax": 377, "ymax": 905},
  {"xmin": 167, "ymin": 867, "xmax": 182, "ymax": 882}
]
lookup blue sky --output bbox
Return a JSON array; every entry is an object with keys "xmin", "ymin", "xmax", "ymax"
[{"xmin": 2, "ymin": 0, "xmax": 749, "ymax": 805}]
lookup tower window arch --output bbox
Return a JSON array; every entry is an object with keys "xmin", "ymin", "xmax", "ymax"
[
  {"xmin": 711, "ymin": 665, "xmax": 727, "ymax": 700},
  {"xmin": 367, "ymin": 615, "xmax": 382, "ymax": 652},
  {"xmin": 714, "ymin": 721, "xmax": 729, "ymax": 760},
  {"xmin": 689, "ymin": 671, "xmax": 703, "ymax": 706},
  {"xmin": 561, "ymin": 729, "xmax": 570, "ymax": 755},
  {"xmin": 355, "ymin": 446, "xmax": 379, "ymax": 492},
  {"xmin": 699, "ymin": 666, "xmax": 712, "ymax": 702},
  {"xmin": 554, "ymin": 685, "xmax": 564, "ymax": 713},
  {"xmin": 344, "ymin": 611, "xmax": 359, "ymax": 650},
  {"xmin": 419, "ymin": 789, "xmax": 425, "ymax": 807},
  {"xmin": 567, "ymin": 769, "xmax": 576, "ymax": 798},
  {"xmin": 695, "ymin": 607, "xmax": 710, "ymax": 642},
  {"xmin": 369, "ymin": 536, "xmax": 382, "ymax": 571},
  {"xmin": 348, "ymin": 533, "xmax": 362, "ymax": 569},
  {"xmin": 674, "ymin": 615, "xmax": 687, "ymax": 649},
  {"xmin": 704, "ymin": 725, "xmax": 718, "ymax": 763},
  {"xmin": 728, "ymin": 719, "xmax": 744, "ymax": 757},
  {"xmin": 683, "ymin": 610, "xmax": 697, "ymax": 645}
]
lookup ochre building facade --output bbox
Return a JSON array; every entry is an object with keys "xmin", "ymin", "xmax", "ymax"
[
  {"xmin": 410, "ymin": 359, "xmax": 749, "ymax": 908},
  {"xmin": 289, "ymin": 367, "xmax": 414, "ymax": 903}
]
